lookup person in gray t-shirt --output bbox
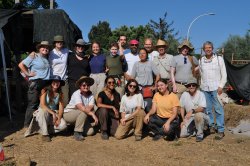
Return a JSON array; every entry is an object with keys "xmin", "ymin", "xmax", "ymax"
[{"xmin": 171, "ymin": 40, "xmax": 198, "ymax": 98}]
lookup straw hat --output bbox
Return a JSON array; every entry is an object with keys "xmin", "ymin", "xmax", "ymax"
[
  {"xmin": 76, "ymin": 76, "xmax": 94, "ymax": 88},
  {"xmin": 178, "ymin": 39, "xmax": 194, "ymax": 52},
  {"xmin": 155, "ymin": 39, "xmax": 168, "ymax": 48}
]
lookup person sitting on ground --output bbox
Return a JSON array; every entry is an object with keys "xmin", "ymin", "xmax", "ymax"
[
  {"xmin": 63, "ymin": 76, "xmax": 98, "ymax": 141},
  {"xmin": 24, "ymin": 75, "xmax": 67, "ymax": 142},
  {"xmin": 144, "ymin": 79, "xmax": 180, "ymax": 141},
  {"xmin": 115, "ymin": 79, "xmax": 145, "ymax": 141},
  {"xmin": 180, "ymin": 78, "xmax": 209, "ymax": 142},
  {"xmin": 96, "ymin": 76, "xmax": 121, "ymax": 140}
]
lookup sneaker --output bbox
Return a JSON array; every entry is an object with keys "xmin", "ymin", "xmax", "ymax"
[
  {"xmin": 41, "ymin": 135, "xmax": 51, "ymax": 142},
  {"xmin": 196, "ymin": 136, "xmax": 203, "ymax": 142},
  {"xmin": 101, "ymin": 132, "xmax": 109, "ymax": 140},
  {"xmin": 74, "ymin": 132, "xmax": 85, "ymax": 141},
  {"xmin": 214, "ymin": 132, "xmax": 225, "ymax": 140},
  {"xmin": 209, "ymin": 127, "xmax": 216, "ymax": 134},
  {"xmin": 135, "ymin": 136, "xmax": 142, "ymax": 141},
  {"xmin": 152, "ymin": 135, "xmax": 162, "ymax": 141}
]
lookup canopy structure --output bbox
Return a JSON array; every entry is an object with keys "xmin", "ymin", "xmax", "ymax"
[
  {"xmin": 0, "ymin": 8, "xmax": 82, "ymax": 120},
  {"xmin": 224, "ymin": 58, "xmax": 250, "ymax": 101}
]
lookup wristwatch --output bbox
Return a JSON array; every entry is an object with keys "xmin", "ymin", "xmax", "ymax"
[{"xmin": 192, "ymin": 109, "xmax": 195, "ymax": 114}]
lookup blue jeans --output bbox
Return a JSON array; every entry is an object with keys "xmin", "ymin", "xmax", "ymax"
[{"xmin": 203, "ymin": 90, "xmax": 224, "ymax": 132}]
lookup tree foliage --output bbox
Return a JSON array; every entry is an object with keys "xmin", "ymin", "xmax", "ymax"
[
  {"xmin": 222, "ymin": 33, "xmax": 250, "ymax": 60},
  {"xmin": 88, "ymin": 21, "xmax": 112, "ymax": 52},
  {"xmin": 0, "ymin": 0, "xmax": 58, "ymax": 9}
]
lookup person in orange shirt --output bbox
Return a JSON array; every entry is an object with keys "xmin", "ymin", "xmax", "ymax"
[{"xmin": 144, "ymin": 79, "xmax": 180, "ymax": 141}]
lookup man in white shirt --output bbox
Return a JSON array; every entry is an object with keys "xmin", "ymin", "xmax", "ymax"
[
  {"xmin": 199, "ymin": 41, "xmax": 227, "ymax": 140},
  {"xmin": 144, "ymin": 38, "xmax": 159, "ymax": 61},
  {"xmin": 180, "ymin": 78, "xmax": 209, "ymax": 142},
  {"xmin": 124, "ymin": 39, "xmax": 140, "ymax": 80}
]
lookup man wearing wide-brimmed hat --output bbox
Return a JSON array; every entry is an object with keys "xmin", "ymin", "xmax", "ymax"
[
  {"xmin": 67, "ymin": 39, "xmax": 91, "ymax": 99},
  {"xmin": 179, "ymin": 77, "xmax": 209, "ymax": 142},
  {"xmin": 19, "ymin": 41, "xmax": 51, "ymax": 128},
  {"xmin": 170, "ymin": 39, "xmax": 198, "ymax": 98},
  {"xmin": 63, "ymin": 76, "xmax": 98, "ymax": 141},
  {"xmin": 153, "ymin": 39, "xmax": 173, "ymax": 80},
  {"xmin": 49, "ymin": 35, "xmax": 70, "ymax": 106}
]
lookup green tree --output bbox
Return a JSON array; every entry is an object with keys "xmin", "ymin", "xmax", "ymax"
[
  {"xmin": 148, "ymin": 12, "xmax": 179, "ymax": 55},
  {"xmin": 222, "ymin": 33, "xmax": 250, "ymax": 60},
  {"xmin": 88, "ymin": 21, "xmax": 112, "ymax": 51},
  {"xmin": 0, "ymin": 0, "xmax": 58, "ymax": 9}
]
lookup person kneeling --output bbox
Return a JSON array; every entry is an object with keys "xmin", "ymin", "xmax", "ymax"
[
  {"xmin": 115, "ymin": 79, "xmax": 145, "ymax": 141},
  {"xmin": 144, "ymin": 79, "xmax": 180, "ymax": 141},
  {"xmin": 180, "ymin": 78, "xmax": 209, "ymax": 142},
  {"xmin": 63, "ymin": 76, "xmax": 98, "ymax": 141}
]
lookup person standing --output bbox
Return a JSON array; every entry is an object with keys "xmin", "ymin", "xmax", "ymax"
[
  {"xmin": 144, "ymin": 38, "xmax": 159, "ymax": 61},
  {"xmin": 153, "ymin": 39, "xmax": 173, "ymax": 80},
  {"xmin": 49, "ymin": 35, "xmax": 69, "ymax": 106},
  {"xmin": 171, "ymin": 39, "xmax": 197, "ymax": 98},
  {"xmin": 89, "ymin": 42, "xmax": 106, "ymax": 98},
  {"xmin": 67, "ymin": 39, "xmax": 91, "ymax": 99},
  {"xmin": 118, "ymin": 35, "xmax": 130, "ymax": 56},
  {"xmin": 199, "ymin": 41, "xmax": 227, "ymax": 140},
  {"xmin": 18, "ymin": 41, "xmax": 51, "ymax": 128}
]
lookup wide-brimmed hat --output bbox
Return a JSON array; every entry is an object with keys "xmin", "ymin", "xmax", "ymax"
[
  {"xmin": 185, "ymin": 77, "xmax": 198, "ymax": 87},
  {"xmin": 76, "ymin": 76, "xmax": 94, "ymax": 88},
  {"xmin": 178, "ymin": 39, "xmax": 194, "ymax": 53},
  {"xmin": 74, "ymin": 39, "xmax": 91, "ymax": 48},
  {"xmin": 36, "ymin": 41, "xmax": 51, "ymax": 50},
  {"xmin": 155, "ymin": 39, "xmax": 168, "ymax": 48},
  {"xmin": 53, "ymin": 35, "xmax": 64, "ymax": 43},
  {"xmin": 49, "ymin": 75, "xmax": 65, "ymax": 86}
]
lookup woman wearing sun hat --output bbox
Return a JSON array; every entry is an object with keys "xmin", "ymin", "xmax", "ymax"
[
  {"xmin": 63, "ymin": 76, "xmax": 98, "ymax": 141},
  {"xmin": 67, "ymin": 39, "xmax": 91, "ymax": 100},
  {"xmin": 19, "ymin": 41, "xmax": 51, "ymax": 128},
  {"xmin": 49, "ymin": 35, "xmax": 69, "ymax": 106},
  {"xmin": 170, "ymin": 39, "xmax": 198, "ymax": 98}
]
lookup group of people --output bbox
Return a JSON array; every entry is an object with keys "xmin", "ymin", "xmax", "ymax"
[{"xmin": 19, "ymin": 34, "xmax": 227, "ymax": 142}]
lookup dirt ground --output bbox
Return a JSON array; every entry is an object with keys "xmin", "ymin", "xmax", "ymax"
[{"xmin": 1, "ymin": 104, "xmax": 250, "ymax": 166}]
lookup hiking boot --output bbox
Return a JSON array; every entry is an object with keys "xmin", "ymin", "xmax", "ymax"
[
  {"xmin": 74, "ymin": 132, "xmax": 85, "ymax": 141},
  {"xmin": 214, "ymin": 132, "xmax": 225, "ymax": 140},
  {"xmin": 152, "ymin": 135, "xmax": 162, "ymax": 141},
  {"xmin": 135, "ymin": 136, "xmax": 142, "ymax": 141},
  {"xmin": 41, "ymin": 135, "xmax": 51, "ymax": 142},
  {"xmin": 196, "ymin": 136, "xmax": 203, "ymax": 142},
  {"xmin": 209, "ymin": 127, "xmax": 216, "ymax": 134},
  {"xmin": 101, "ymin": 132, "xmax": 109, "ymax": 140}
]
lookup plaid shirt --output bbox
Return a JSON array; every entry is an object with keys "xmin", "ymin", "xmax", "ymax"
[{"xmin": 199, "ymin": 54, "xmax": 227, "ymax": 91}]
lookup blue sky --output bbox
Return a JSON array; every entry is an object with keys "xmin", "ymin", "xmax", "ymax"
[{"xmin": 57, "ymin": 0, "xmax": 250, "ymax": 53}]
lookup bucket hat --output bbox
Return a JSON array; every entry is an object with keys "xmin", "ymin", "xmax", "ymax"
[
  {"xmin": 53, "ymin": 35, "xmax": 64, "ymax": 43},
  {"xmin": 36, "ymin": 41, "xmax": 51, "ymax": 50}
]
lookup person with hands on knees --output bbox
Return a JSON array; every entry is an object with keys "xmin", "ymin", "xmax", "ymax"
[
  {"xmin": 96, "ymin": 76, "xmax": 121, "ymax": 140},
  {"xmin": 144, "ymin": 79, "xmax": 180, "ymax": 141},
  {"xmin": 63, "ymin": 76, "xmax": 98, "ymax": 141},
  {"xmin": 179, "ymin": 78, "xmax": 209, "ymax": 142},
  {"xmin": 24, "ymin": 75, "xmax": 67, "ymax": 142},
  {"xmin": 115, "ymin": 79, "xmax": 145, "ymax": 141}
]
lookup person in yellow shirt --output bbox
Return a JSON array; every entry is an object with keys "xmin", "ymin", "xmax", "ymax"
[{"xmin": 144, "ymin": 79, "xmax": 180, "ymax": 141}]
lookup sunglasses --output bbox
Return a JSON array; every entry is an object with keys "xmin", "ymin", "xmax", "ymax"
[
  {"xmin": 184, "ymin": 57, "xmax": 187, "ymax": 64},
  {"xmin": 186, "ymin": 83, "xmax": 197, "ymax": 88},
  {"xmin": 81, "ymin": 84, "xmax": 89, "ymax": 87},
  {"xmin": 128, "ymin": 84, "xmax": 137, "ymax": 88},
  {"xmin": 130, "ymin": 44, "xmax": 138, "ymax": 47},
  {"xmin": 107, "ymin": 81, "xmax": 115, "ymax": 85}
]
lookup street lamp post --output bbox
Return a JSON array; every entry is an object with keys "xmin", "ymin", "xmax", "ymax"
[{"xmin": 186, "ymin": 13, "xmax": 215, "ymax": 41}]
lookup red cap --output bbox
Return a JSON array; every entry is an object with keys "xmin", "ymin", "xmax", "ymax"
[{"xmin": 129, "ymin": 39, "xmax": 139, "ymax": 45}]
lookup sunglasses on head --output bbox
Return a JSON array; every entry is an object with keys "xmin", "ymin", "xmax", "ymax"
[
  {"xmin": 186, "ymin": 83, "xmax": 197, "ymax": 88},
  {"xmin": 128, "ymin": 84, "xmax": 137, "ymax": 88}
]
